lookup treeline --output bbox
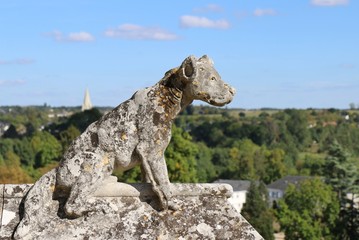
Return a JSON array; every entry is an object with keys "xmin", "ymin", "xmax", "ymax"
[
  {"xmin": 0, "ymin": 105, "xmax": 358, "ymax": 239},
  {"xmin": 176, "ymin": 107, "xmax": 359, "ymax": 183},
  {"xmin": 0, "ymin": 108, "xmax": 101, "ymax": 182},
  {"xmin": 1, "ymin": 106, "xmax": 359, "ymax": 184}
]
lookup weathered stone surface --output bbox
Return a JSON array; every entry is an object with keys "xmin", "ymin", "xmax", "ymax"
[
  {"xmin": 2, "ymin": 182, "xmax": 263, "ymax": 240},
  {"xmin": 16, "ymin": 55, "xmax": 236, "ymax": 228},
  {"xmin": 3, "ymin": 184, "xmax": 32, "ymax": 198},
  {"xmin": 93, "ymin": 176, "xmax": 233, "ymax": 198},
  {"xmin": 11, "ymin": 55, "xmax": 251, "ymax": 239},
  {"xmin": 0, "ymin": 184, "xmax": 3, "ymax": 235},
  {"xmin": 50, "ymin": 54, "xmax": 235, "ymax": 216},
  {"xmin": 0, "ymin": 184, "xmax": 32, "ymax": 239}
]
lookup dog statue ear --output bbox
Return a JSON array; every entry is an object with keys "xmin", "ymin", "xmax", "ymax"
[
  {"xmin": 199, "ymin": 55, "xmax": 214, "ymax": 66},
  {"xmin": 180, "ymin": 55, "xmax": 197, "ymax": 82}
]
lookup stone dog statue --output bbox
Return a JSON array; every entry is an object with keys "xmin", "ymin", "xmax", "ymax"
[{"xmin": 14, "ymin": 55, "xmax": 235, "ymax": 238}]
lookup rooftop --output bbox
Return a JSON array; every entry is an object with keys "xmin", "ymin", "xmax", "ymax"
[
  {"xmin": 213, "ymin": 179, "xmax": 251, "ymax": 192},
  {"xmin": 267, "ymin": 176, "xmax": 311, "ymax": 192}
]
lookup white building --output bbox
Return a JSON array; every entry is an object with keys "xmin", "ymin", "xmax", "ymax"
[{"xmin": 267, "ymin": 176, "xmax": 310, "ymax": 206}]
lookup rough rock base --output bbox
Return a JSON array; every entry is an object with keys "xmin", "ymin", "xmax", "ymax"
[{"xmin": 1, "ymin": 181, "xmax": 263, "ymax": 240}]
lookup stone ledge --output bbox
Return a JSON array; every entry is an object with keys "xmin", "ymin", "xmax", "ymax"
[
  {"xmin": 2, "ymin": 184, "xmax": 32, "ymax": 198},
  {"xmin": 1, "ymin": 184, "xmax": 32, "ymax": 239},
  {"xmin": 1, "ymin": 182, "xmax": 263, "ymax": 240},
  {"xmin": 94, "ymin": 176, "xmax": 233, "ymax": 198},
  {"xmin": 0, "ymin": 184, "xmax": 3, "ymax": 235}
]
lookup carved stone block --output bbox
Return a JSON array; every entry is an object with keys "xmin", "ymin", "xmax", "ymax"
[
  {"xmin": 0, "ymin": 184, "xmax": 32, "ymax": 239},
  {"xmin": 1, "ymin": 182, "xmax": 263, "ymax": 239},
  {"xmin": 0, "ymin": 184, "xmax": 3, "ymax": 235}
]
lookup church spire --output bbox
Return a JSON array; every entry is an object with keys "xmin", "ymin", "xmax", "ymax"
[{"xmin": 82, "ymin": 88, "xmax": 93, "ymax": 111}]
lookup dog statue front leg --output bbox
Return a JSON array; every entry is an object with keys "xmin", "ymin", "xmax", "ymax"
[{"xmin": 136, "ymin": 146, "xmax": 178, "ymax": 210}]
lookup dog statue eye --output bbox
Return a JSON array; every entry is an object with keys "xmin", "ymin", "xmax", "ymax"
[
  {"xmin": 200, "ymin": 67, "xmax": 204, "ymax": 71},
  {"xmin": 211, "ymin": 77, "xmax": 216, "ymax": 81}
]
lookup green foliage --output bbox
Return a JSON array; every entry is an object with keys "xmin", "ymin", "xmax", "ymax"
[
  {"xmin": 227, "ymin": 139, "xmax": 259, "ymax": 180},
  {"xmin": 301, "ymin": 153, "xmax": 325, "ymax": 176},
  {"xmin": 165, "ymin": 125, "xmax": 198, "ymax": 182},
  {"xmin": 115, "ymin": 125, "xmax": 200, "ymax": 183},
  {"xmin": 218, "ymin": 139, "xmax": 286, "ymax": 183},
  {"xmin": 284, "ymin": 109, "xmax": 311, "ymax": 150},
  {"xmin": 13, "ymin": 137, "xmax": 35, "ymax": 166},
  {"xmin": 66, "ymin": 108, "xmax": 102, "ymax": 133},
  {"xmin": 323, "ymin": 141, "xmax": 359, "ymax": 239},
  {"xmin": 0, "ymin": 107, "xmax": 49, "ymax": 131},
  {"xmin": 59, "ymin": 125, "xmax": 81, "ymax": 153},
  {"xmin": 276, "ymin": 178, "xmax": 339, "ymax": 240},
  {"xmin": 335, "ymin": 123, "xmax": 359, "ymax": 155},
  {"xmin": 0, "ymin": 153, "xmax": 4, "ymax": 165},
  {"xmin": 3, "ymin": 125, "xmax": 18, "ymax": 138},
  {"xmin": 114, "ymin": 165, "xmax": 142, "ymax": 183},
  {"xmin": 262, "ymin": 148, "xmax": 286, "ymax": 184},
  {"xmin": 211, "ymin": 147, "xmax": 231, "ymax": 178},
  {"xmin": 0, "ymin": 138, "xmax": 15, "ymax": 156},
  {"xmin": 1, "ymin": 105, "xmax": 359, "ymax": 238},
  {"xmin": 0, "ymin": 151, "xmax": 33, "ymax": 183},
  {"xmin": 46, "ymin": 108, "xmax": 102, "ymax": 137},
  {"xmin": 241, "ymin": 181, "xmax": 274, "ymax": 240},
  {"xmin": 195, "ymin": 142, "xmax": 216, "ymax": 182},
  {"xmin": 31, "ymin": 131, "xmax": 62, "ymax": 168}
]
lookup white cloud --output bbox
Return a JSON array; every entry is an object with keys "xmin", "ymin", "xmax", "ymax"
[
  {"xmin": 47, "ymin": 31, "xmax": 95, "ymax": 42},
  {"xmin": 180, "ymin": 15, "xmax": 230, "ymax": 29},
  {"xmin": 104, "ymin": 24, "xmax": 179, "ymax": 41},
  {"xmin": 68, "ymin": 32, "xmax": 95, "ymax": 42},
  {"xmin": 311, "ymin": 0, "xmax": 349, "ymax": 6},
  {"xmin": 0, "ymin": 80, "xmax": 26, "ymax": 86},
  {"xmin": 193, "ymin": 4, "xmax": 223, "ymax": 13},
  {"xmin": 0, "ymin": 59, "xmax": 35, "ymax": 65},
  {"xmin": 253, "ymin": 9, "xmax": 277, "ymax": 17}
]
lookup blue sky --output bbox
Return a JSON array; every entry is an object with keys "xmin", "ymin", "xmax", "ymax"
[{"xmin": 1, "ymin": 0, "xmax": 358, "ymax": 109}]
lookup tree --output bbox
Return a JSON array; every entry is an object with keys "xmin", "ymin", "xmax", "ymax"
[
  {"xmin": 349, "ymin": 103, "xmax": 356, "ymax": 110},
  {"xmin": 323, "ymin": 141, "xmax": 359, "ymax": 239},
  {"xmin": 165, "ymin": 125, "xmax": 198, "ymax": 182},
  {"xmin": 3, "ymin": 124, "xmax": 19, "ymax": 138},
  {"xmin": 239, "ymin": 112, "xmax": 246, "ymax": 117},
  {"xmin": 31, "ymin": 131, "xmax": 62, "ymax": 168},
  {"xmin": 284, "ymin": 109, "xmax": 310, "ymax": 150},
  {"xmin": 302, "ymin": 153, "xmax": 325, "ymax": 176},
  {"xmin": 13, "ymin": 138, "xmax": 35, "ymax": 167},
  {"xmin": 67, "ymin": 108, "xmax": 102, "ymax": 133},
  {"xmin": 0, "ymin": 138, "xmax": 15, "ymax": 157},
  {"xmin": 241, "ymin": 181, "xmax": 274, "ymax": 240},
  {"xmin": 115, "ymin": 125, "xmax": 199, "ymax": 183},
  {"xmin": 184, "ymin": 104, "xmax": 194, "ymax": 115},
  {"xmin": 114, "ymin": 125, "xmax": 200, "ymax": 183},
  {"xmin": 114, "ymin": 165, "xmax": 142, "ymax": 183},
  {"xmin": 262, "ymin": 148, "xmax": 286, "ymax": 184},
  {"xmin": 276, "ymin": 178, "xmax": 339, "ymax": 240},
  {"xmin": 46, "ymin": 108, "xmax": 102, "ymax": 137},
  {"xmin": 195, "ymin": 142, "xmax": 216, "ymax": 182},
  {"xmin": 0, "ymin": 151, "xmax": 33, "ymax": 183},
  {"xmin": 211, "ymin": 147, "xmax": 231, "ymax": 178},
  {"xmin": 227, "ymin": 139, "xmax": 258, "ymax": 180},
  {"xmin": 59, "ymin": 125, "xmax": 81, "ymax": 153},
  {"xmin": 335, "ymin": 123, "xmax": 359, "ymax": 155}
]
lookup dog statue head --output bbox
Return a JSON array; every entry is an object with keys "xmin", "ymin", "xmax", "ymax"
[{"xmin": 178, "ymin": 55, "xmax": 235, "ymax": 107}]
